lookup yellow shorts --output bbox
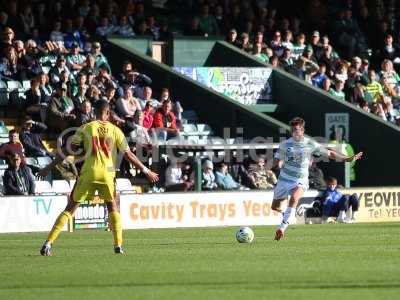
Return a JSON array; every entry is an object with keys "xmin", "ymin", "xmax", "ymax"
[{"xmin": 71, "ymin": 177, "xmax": 115, "ymax": 203}]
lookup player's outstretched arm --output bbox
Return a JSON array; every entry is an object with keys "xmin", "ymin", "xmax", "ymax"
[
  {"xmin": 328, "ymin": 150, "xmax": 363, "ymax": 162},
  {"xmin": 124, "ymin": 150, "xmax": 159, "ymax": 183}
]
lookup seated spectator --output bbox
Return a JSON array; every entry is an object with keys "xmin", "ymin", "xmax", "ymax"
[
  {"xmin": 25, "ymin": 78, "xmax": 48, "ymax": 123},
  {"xmin": 226, "ymin": 29, "xmax": 240, "ymax": 47},
  {"xmin": 184, "ymin": 17, "xmax": 205, "ymax": 36},
  {"xmin": 308, "ymin": 160, "xmax": 326, "ymax": 190},
  {"xmin": 47, "ymin": 83, "xmax": 76, "ymax": 132},
  {"xmin": 159, "ymin": 88, "xmax": 182, "ymax": 121},
  {"xmin": 165, "ymin": 159, "xmax": 193, "ymax": 192},
  {"xmin": 279, "ymin": 48, "xmax": 294, "ymax": 72},
  {"xmin": 38, "ymin": 72, "xmax": 53, "ymax": 102},
  {"xmin": 66, "ymin": 42, "xmax": 86, "ymax": 75},
  {"xmin": 312, "ymin": 63, "xmax": 328, "ymax": 89},
  {"xmin": 20, "ymin": 118, "xmax": 53, "ymax": 158},
  {"xmin": 128, "ymin": 110, "xmax": 152, "ymax": 147},
  {"xmin": 292, "ymin": 33, "xmax": 306, "ymax": 59},
  {"xmin": 116, "ymin": 15, "xmax": 135, "ymax": 37},
  {"xmin": 198, "ymin": 4, "xmax": 219, "ymax": 36},
  {"xmin": 95, "ymin": 17, "xmax": 116, "ymax": 37},
  {"xmin": 3, "ymin": 152, "xmax": 35, "ymax": 196},
  {"xmin": 0, "ymin": 130, "xmax": 25, "ymax": 164},
  {"xmin": 248, "ymin": 157, "xmax": 277, "ymax": 190},
  {"xmin": 239, "ymin": 32, "xmax": 253, "ymax": 53},
  {"xmin": 230, "ymin": 156, "xmax": 255, "ymax": 189},
  {"xmin": 289, "ymin": 57, "xmax": 319, "ymax": 83},
  {"xmin": 74, "ymin": 100, "xmax": 94, "ymax": 126},
  {"xmin": 365, "ymin": 70, "xmax": 384, "ymax": 103},
  {"xmin": 329, "ymin": 78, "xmax": 346, "ymax": 101},
  {"xmin": 196, "ymin": 159, "xmax": 217, "ymax": 191},
  {"xmin": 0, "ymin": 46, "xmax": 20, "ymax": 80},
  {"xmin": 116, "ymin": 86, "xmax": 141, "ymax": 119},
  {"xmin": 91, "ymin": 42, "xmax": 111, "ymax": 73},
  {"xmin": 142, "ymin": 101, "xmax": 154, "ymax": 130},
  {"xmin": 138, "ymin": 86, "xmax": 160, "ymax": 109},
  {"xmin": 320, "ymin": 177, "xmax": 359, "ymax": 223},
  {"xmin": 253, "ymin": 42, "xmax": 269, "ymax": 63},
  {"xmin": 49, "ymin": 20, "xmax": 65, "ymax": 44},
  {"xmin": 152, "ymin": 100, "xmax": 180, "ymax": 142},
  {"xmin": 53, "ymin": 156, "xmax": 78, "ymax": 181},
  {"xmin": 215, "ymin": 162, "xmax": 241, "ymax": 190},
  {"xmin": 49, "ymin": 56, "xmax": 70, "ymax": 84}
]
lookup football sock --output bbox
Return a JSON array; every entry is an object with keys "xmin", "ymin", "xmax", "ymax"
[
  {"xmin": 338, "ymin": 210, "xmax": 346, "ymax": 221},
  {"xmin": 279, "ymin": 207, "xmax": 296, "ymax": 231},
  {"xmin": 47, "ymin": 211, "xmax": 72, "ymax": 244},
  {"xmin": 109, "ymin": 211, "xmax": 123, "ymax": 246}
]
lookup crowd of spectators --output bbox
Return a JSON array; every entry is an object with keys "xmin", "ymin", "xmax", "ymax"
[{"xmin": 1, "ymin": 0, "xmax": 398, "ymax": 195}]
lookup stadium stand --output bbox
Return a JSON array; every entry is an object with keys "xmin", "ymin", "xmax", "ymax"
[{"xmin": 1, "ymin": 0, "xmax": 400, "ymax": 190}]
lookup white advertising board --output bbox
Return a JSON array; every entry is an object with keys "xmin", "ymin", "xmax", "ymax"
[
  {"xmin": 0, "ymin": 195, "xmax": 68, "ymax": 233},
  {"xmin": 120, "ymin": 191, "xmax": 284, "ymax": 229}
]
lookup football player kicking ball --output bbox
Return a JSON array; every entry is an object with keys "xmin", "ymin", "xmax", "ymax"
[
  {"xmin": 272, "ymin": 117, "xmax": 363, "ymax": 241},
  {"xmin": 39, "ymin": 100, "xmax": 158, "ymax": 255}
]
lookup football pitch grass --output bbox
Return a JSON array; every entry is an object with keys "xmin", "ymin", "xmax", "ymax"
[{"xmin": 1, "ymin": 223, "xmax": 399, "ymax": 300}]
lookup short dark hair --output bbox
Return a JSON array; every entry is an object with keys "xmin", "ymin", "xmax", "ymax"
[
  {"xmin": 289, "ymin": 117, "xmax": 305, "ymax": 127},
  {"xmin": 9, "ymin": 129, "xmax": 17, "ymax": 136},
  {"xmin": 94, "ymin": 100, "xmax": 110, "ymax": 116}
]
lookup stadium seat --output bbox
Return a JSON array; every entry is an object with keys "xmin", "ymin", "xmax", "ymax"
[
  {"xmin": 0, "ymin": 81, "xmax": 8, "ymax": 109},
  {"xmin": 116, "ymin": 178, "xmax": 133, "ymax": 192},
  {"xmin": 196, "ymin": 124, "xmax": 212, "ymax": 135},
  {"xmin": 182, "ymin": 124, "xmax": 199, "ymax": 136},
  {"xmin": 22, "ymin": 80, "xmax": 31, "ymax": 91},
  {"xmin": 37, "ymin": 156, "xmax": 53, "ymax": 167},
  {"xmin": 181, "ymin": 110, "xmax": 198, "ymax": 123},
  {"xmin": 0, "ymin": 137, "xmax": 9, "ymax": 144},
  {"xmin": 0, "ymin": 125, "xmax": 9, "ymax": 138},
  {"xmin": 34, "ymin": 180, "xmax": 54, "ymax": 194},
  {"xmin": 52, "ymin": 180, "xmax": 72, "ymax": 194},
  {"xmin": 25, "ymin": 157, "xmax": 39, "ymax": 167}
]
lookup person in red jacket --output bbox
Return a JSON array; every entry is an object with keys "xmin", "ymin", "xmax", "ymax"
[
  {"xmin": 152, "ymin": 100, "xmax": 179, "ymax": 141},
  {"xmin": 142, "ymin": 101, "xmax": 154, "ymax": 130}
]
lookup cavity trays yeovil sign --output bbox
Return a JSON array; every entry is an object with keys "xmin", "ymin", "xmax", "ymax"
[
  {"xmin": 174, "ymin": 67, "xmax": 273, "ymax": 105},
  {"xmin": 119, "ymin": 192, "xmax": 282, "ymax": 229}
]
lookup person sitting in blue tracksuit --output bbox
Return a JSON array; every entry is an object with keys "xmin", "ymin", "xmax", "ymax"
[{"xmin": 320, "ymin": 177, "xmax": 359, "ymax": 223}]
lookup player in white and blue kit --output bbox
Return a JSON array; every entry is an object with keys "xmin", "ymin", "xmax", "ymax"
[{"xmin": 272, "ymin": 117, "xmax": 363, "ymax": 241}]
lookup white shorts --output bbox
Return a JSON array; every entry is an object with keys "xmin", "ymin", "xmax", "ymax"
[{"xmin": 273, "ymin": 180, "xmax": 308, "ymax": 200}]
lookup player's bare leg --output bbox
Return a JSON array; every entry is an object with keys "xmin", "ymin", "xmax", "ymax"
[
  {"xmin": 107, "ymin": 201, "xmax": 124, "ymax": 254},
  {"xmin": 271, "ymin": 198, "xmax": 287, "ymax": 213},
  {"xmin": 274, "ymin": 187, "xmax": 304, "ymax": 241},
  {"xmin": 40, "ymin": 199, "xmax": 80, "ymax": 256}
]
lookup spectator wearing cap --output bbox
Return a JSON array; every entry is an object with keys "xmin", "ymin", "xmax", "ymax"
[
  {"xmin": 47, "ymin": 83, "xmax": 76, "ymax": 132},
  {"xmin": 0, "ymin": 130, "xmax": 25, "ymax": 164},
  {"xmin": 152, "ymin": 100, "xmax": 179, "ymax": 142},
  {"xmin": 329, "ymin": 78, "xmax": 346, "ymax": 101},
  {"xmin": 302, "ymin": 45, "xmax": 318, "ymax": 64},
  {"xmin": 310, "ymin": 30, "xmax": 323, "ymax": 61},
  {"xmin": 48, "ymin": 55, "xmax": 70, "ymax": 84},
  {"xmin": 3, "ymin": 152, "xmax": 35, "ymax": 196},
  {"xmin": 20, "ymin": 117, "xmax": 53, "ymax": 158},
  {"xmin": 91, "ymin": 42, "xmax": 111, "ymax": 73},
  {"xmin": 66, "ymin": 43, "xmax": 86, "ymax": 75}
]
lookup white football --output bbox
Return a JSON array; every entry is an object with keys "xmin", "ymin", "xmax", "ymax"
[{"xmin": 236, "ymin": 227, "xmax": 254, "ymax": 243}]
